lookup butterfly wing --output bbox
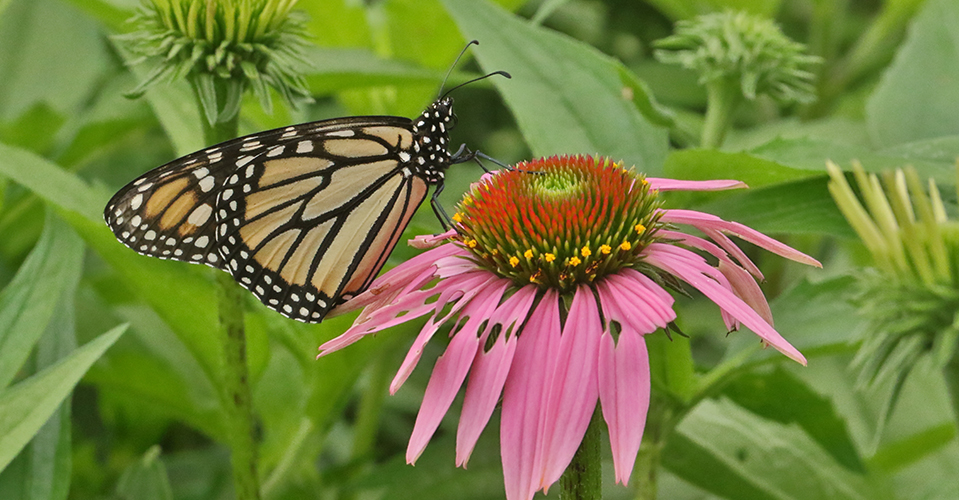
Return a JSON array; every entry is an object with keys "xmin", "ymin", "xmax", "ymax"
[
  {"xmin": 105, "ymin": 116, "xmax": 429, "ymax": 322},
  {"xmin": 217, "ymin": 123, "xmax": 429, "ymax": 321}
]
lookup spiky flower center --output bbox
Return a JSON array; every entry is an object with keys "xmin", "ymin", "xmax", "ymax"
[{"xmin": 454, "ymin": 155, "xmax": 664, "ymax": 292}]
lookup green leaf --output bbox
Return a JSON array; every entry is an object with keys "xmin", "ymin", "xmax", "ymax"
[
  {"xmin": 441, "ymin": 0, "xmax": 670, "ymax": 174},
  {"xmin": 0, "ymin": 142, "xmax": 103, "ymax": 222},
  {"xmin": 0, "ymin": 325, "xmax": 126, "ymax": 473},
  {"xmin": 869, "ymin": 422, "xmax": 956, "ymax": 472},
  {"xmin": 115, "ymin": 446, "xmax": 174, "ymax": 500},
  {"xmin": 0, "ymin": 0, "xmax": 110, "ymax": 121},
  {"xmin": 723, "ymin": 368, "xmax": 866, "ymax": 473},
  {"xmin": 0, "ymin": 238, "xmax": 80, "ymax": 499},
  {"xmin": 644, "ymin": 0, "xmax": 781, "ymax": 21},
  {"xmin": 664, "ymin": 148, "xmax": 814, "ymax": 188},
  {"xmin": 866, "ymin": 0, "xmax": 959, "ymax": 146},
  {"xmin": 748, "ymin": 137, "xmax": 958, "ymax": 185},
  {"xmin": 664, "ymin": 398, "xmax": 884, "ymax": 500},
  {"xmin": 0, "ymin": 213, "xmax": 84, "ymax": 388},
  {"xmin": 304, "ymin": 47, "xmax": 441, "ymax": 96},
  {"xmin": 0, "ymin": 142, "xmax": 223, "ymax": 402},
  {"xmin": 65, "ymin": 213, "xmax": 224, "ymax": 396},
  {"xmin": 692, "ymin": 176, "xmax": 853, "ymax": 237}
]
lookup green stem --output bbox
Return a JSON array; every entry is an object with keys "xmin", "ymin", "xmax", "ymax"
[
  {"xmin": 944, "ymin": 355, "xmax": 959, "ymax": 428},
  {"xmin": 217, "ymin": 271, "xmax": 260, "ymax": 500},
  {"xmin": 632, "ymin": 399, "xmax": 667, "ymax": 500},
  {"xmin": 196, "ymin": 85, "xmax": 260, "ymax": 500},
  {"xmin": 701, "ymin": 77, "xmax": 742, "ymax": 149},
  {"xmin": 560, "ymin": 408, "xmax": 603, "ymax": 500}
]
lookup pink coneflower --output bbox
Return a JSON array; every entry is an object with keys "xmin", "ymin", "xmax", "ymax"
[{"xmin": 318, "ymin": 155, "xmax": 820, "ymax": 500}]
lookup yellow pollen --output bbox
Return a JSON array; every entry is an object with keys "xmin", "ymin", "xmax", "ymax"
[
  {"xmin": 580, "ymin": 246, "xmax": 591, "ymax": 257},
  {"xmin": 600, "ymin": 244, "xmax": 612, "ymax": 254},
  {"xmin": 620, "ymin": 241, "xmax": 632, "ymax": 251},
  {"xmin": 524, "ymin": 249, "xmax": 533, "ymax": 259},
  {"xmin": 634, "ymin": 223, "xmax": 646, "ymax": 234},
  {"xmin": 452, "ymin": 212, "xmax": 463, "ymax": 223},
  {"xmin": 545, "ymin": 253, "xmax": 556, "ymax": 262},
  {"xmin": 467, "ymin": 239, "xmax": 477, "ymax": 248},
  {"xmin": 570, "ymin": 256, "xmax": 582, "ymax": 266},
  {"xmin": 509, "ymin": 256, "xmax": 520, "ymax": 267}
]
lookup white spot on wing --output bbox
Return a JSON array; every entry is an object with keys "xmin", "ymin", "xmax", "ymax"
[
  {"xmin": 296, "ymin": 141, "xmax": 314, "ymax": 153},
  {"xmin": 198, "ymin": 176, "xmax": 215, "ymax": 192}
]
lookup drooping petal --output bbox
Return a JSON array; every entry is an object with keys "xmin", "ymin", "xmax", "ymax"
[
  {"xmin": 537, "ymin": 286, "xmax": 602, "ymax": 492},
  {"xmin": 659, "ymin": 209, "xmax": 821, "ymax": 267},
  {"xmin": 329, "ymin": 242, "xmax": 461, "ymax": 318},
  {"xmin": 501, "ymin": 290, "xmax": 562, "ymax": 500},
  {"xmin": 718, "ymin": 260, "xmax": 774, "ymax": 326},
  {"xmin": 391, "ymin": 276, "xmax": 508, "ymax": 393},
  {"xmin": 456, "ymin": 333, "xmax": 517, "ymax": 467},
  {"xmin": 406, "ymin": 321, "xmax": 483, "ymax": 464},
  {"xmin": 644, "ymin": 243, "xmax": 807, "ymax": 365},
  {"xmin": 598, "ymin": 326, "xmax": 650, "ymax": 485},
  {"xmin": 456, "ymin": 286, "xmax": 538, "ymax": 466},
  {"xmin": 604, "ymin": 270, "xmax": 677, "ymax": 330},
  {"xmin": 646, "ymin": 177, "xmax": 747, "ymax": 192}
]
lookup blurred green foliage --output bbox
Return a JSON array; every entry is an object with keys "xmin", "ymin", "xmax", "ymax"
[{"xmin": 0, "ymin": 0, "xmax": 958, "ymax": 499}]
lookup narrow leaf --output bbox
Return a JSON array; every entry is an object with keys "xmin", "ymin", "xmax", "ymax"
[{"xmin": 0, "ymin": 325, "xmax": 127, "ymax": 472}]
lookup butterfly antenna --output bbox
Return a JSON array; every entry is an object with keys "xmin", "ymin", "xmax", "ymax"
[
  {"xmin": 442, "ymin": 70, "xmax": 511, "ymax": 100},
  {"xmin": 439, "ymin": 40, "xmax": 480, "ymax": 98}
]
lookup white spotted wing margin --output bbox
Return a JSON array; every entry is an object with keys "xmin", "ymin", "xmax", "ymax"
[{"xmin": 103, "ymin": 111, "xmax": 445, "ymax": 323}]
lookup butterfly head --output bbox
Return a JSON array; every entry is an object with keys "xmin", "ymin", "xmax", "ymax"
[{"xmin": 411, "ymin": 97, "xmax": 456, "ymax": 184}]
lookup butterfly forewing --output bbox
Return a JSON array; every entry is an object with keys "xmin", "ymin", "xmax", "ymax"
[{"xmin": 104, "ymin": 97, "xmax": 456, "ymax": 323}]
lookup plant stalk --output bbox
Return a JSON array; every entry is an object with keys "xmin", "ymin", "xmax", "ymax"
[
  {"xmin": 560, "ymin": 408, "xmax": 603, "ymax": 500},
  {"xmin": 701, "ymin": 77, "xmax": 742, "ymax": 149},
  {"xmin": 197, "ymin": 85, "xmax": 260, "ymax": 500}
]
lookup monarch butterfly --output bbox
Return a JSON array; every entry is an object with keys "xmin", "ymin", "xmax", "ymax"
[{"xmin": 104, "ymin": 47, "xmax": 508, "ymax": 323}]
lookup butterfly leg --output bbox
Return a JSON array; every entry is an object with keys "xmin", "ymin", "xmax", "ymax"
[{"xmin": 430, "ymin": 182, "xmax": 454, "ymax": 230}]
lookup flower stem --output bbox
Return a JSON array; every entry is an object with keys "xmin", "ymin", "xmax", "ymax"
[
  {"xmin": 701, "ymin": 77, "xmax": 742, "ymax": 149},
  {"xmin": 560, "ymin": 408, "xmax": 603, "ymax": 500},
  {"xmin": 944, "ymin": 355, "xmax": 959, "ymax": 429},
  {"xmin": 632, "ymin": 396, "xmax": 669, "ymax": 500},
  {"xmin": 199, "ymin": 90, "xmax": 261, "ymax": 500}
]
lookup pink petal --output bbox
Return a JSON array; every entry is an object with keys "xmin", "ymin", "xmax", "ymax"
[
  {"xmin": 659, "ymin": 209, "xmax": 821, "ymax": 268},
  {"xmin": 646, "ymin": 178, "xmax": 747, "ymax": 192},
  {"xmin": 598, "ymin": 327, "xmax": 650, "ymax": 484},
  {"xmin": 658, "ymin": 229, "xmax": 763, "ymax": 280},
  {"xmin": 409, "ymin": 229, "xmax": 457, "ymax": 249},
  {"xmin": 390, "ymin": 277, "xmax": 508, "ymax": 393},
  {"xmin": 718, "ymin": 260, "xmax": 774, "ymax": 326},
  {"xmin": 537, "ymin": 286, "xmax": 602, "ymax": 491},
  {"xmin": 645, "ymin": 243, "xmax": 807, "ymax": 365},
  {"xmin": 456, "ymin": 331, "xmax": 518, "ymax": 467},
  {"xmin": 329, "ymin": 243, "xmax": 461, "ymax": 317},
  {"xmin": 456, "ymin": 285, "xmax": 538, "ymax": 467},
  {"xmin": 604, "ymin": 270, "xmax": 677, "ymax": 329},
  {"xmin": 502, "ymin": 290, "xmax": 562, "ymax": 500},
  {"xmin": 406, "ymin": 322, "xmax": 482, "ymax": 464}
]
